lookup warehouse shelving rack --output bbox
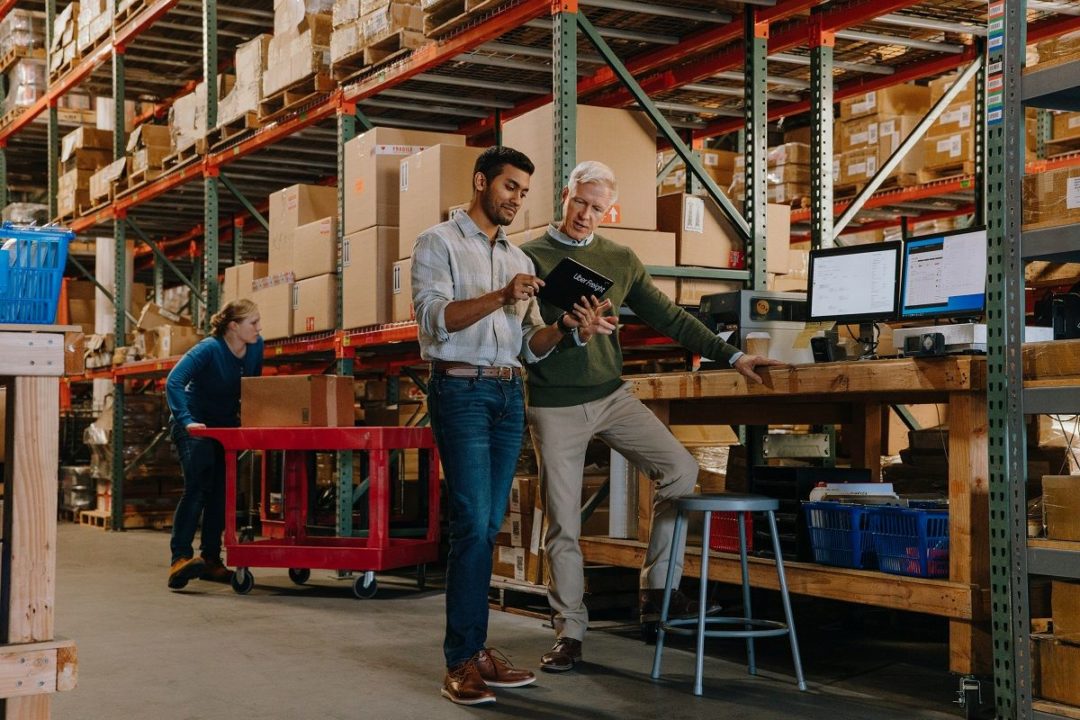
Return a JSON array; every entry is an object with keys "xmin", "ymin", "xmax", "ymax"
[
  {"xmin": 0, "ymin": 2, "xmax": 1077, "ymax": 708},
  {"xmin": 987, "ymin": 1, "xmax": 1080, "ymax": 718}
]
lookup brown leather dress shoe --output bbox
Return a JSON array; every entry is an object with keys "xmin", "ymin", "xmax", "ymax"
[
  {"xmin": 167, "ymin": 556, "xmax": 206, "ymax": 590},
  {"xmin": 441, "ymin": 660, "xmax": 496, "ymax": 705},
  {"xmin": 474, "ymin": 648, "xmax": 536, "ymax": 688},
  {"xmin": 540, "ymin": 637, "xmax": 582, "ymax": 673},
  {"xmin": 639, "ymin": 588, "xmax": 719, "ymax": 622}
]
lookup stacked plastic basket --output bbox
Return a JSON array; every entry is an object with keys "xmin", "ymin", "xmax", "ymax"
[
  {"xmin": 0, "ymin": 222, "xmax": 74, "ymax": 325},
  {"xmin": 803, "ymin": 501, "xmax": 949, "ymax": 578}
]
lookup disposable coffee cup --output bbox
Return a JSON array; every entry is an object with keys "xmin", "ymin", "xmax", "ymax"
[{"xmin": 745, "ymin": 332, "xmax": 771, "ymax": 357}]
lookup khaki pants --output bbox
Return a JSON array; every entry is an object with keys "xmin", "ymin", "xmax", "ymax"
[{"xmin": 527, "ymin": 382, "xmax": 698, "ymax": 641}]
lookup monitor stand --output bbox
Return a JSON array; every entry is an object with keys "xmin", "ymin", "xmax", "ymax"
[{"xmin": 856, "ymin": 322, "xmax": 878, "ymax": 359}]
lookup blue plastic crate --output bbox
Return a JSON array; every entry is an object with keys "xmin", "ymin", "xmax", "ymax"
[
  {"xmin": 869, "ymin": 506, "xmax": 949, "ymax": 579},
  {"xmin": 802, "ymin": 501, "xmax": 876, "ymax": 569},
  {"xmin": 0, "ymin": 222, "xmax": 73, "ymax": 325}
]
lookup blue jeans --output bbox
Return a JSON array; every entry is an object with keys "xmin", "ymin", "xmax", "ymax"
[
  {"xmin": 169, "ymin": 419, "xmax": 226, "ymax": 564},
  {"xmin": 428, "ymin": 374, "xmax": 525, "ymax": 668}
]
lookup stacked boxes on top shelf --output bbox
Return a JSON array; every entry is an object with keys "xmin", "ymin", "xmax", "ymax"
[
  {"xmin": 331, "ymin": 0, "xmax": 426, "ymax": 77},
  {"xmin": 2, "ymin": 57, "xmax": 46, "ymax": 122},
  {"xmin": 0, "ymin": 9, "xmax": 45, "ymax": 67},
  {"xmin": 48, "ymin": 2, "xmax": 78, "ymax": 80},
  {"xmin": 125, "ymin": 123, "xmax": 172, "ymax": 185},
  {"xmin": 657, "ymin": 148, "xmax": 737, "ymax": 198},
  {"xmin": 730, "ymin": 142, "xmax": 811, "ymax": 206},
  {"xmin": 215, "ymin": 35, "xmax": 272, "ymax": 135},
  {"xmin": 77, "ymin": 0, "xmax": 112, "ymax": 56},
  {"xmin": 57, "ymin": 126, "xmax": 112, "ymax": 219},
  {"xmin": 263, "ymin": 0, "xmax": 334, "ymax": 102},
  {"xmin": 835, "ymin": 84, "xmax": 930, "ymax": 191},
  {"xmin": 168, "ymin": 74, "xmax": 235, "ymax": 159},
  {"xmin": 342, "ymin": 126, "xmax": 465, "ymax": 327}
]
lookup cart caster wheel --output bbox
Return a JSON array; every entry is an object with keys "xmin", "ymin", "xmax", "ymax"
[
  {"xmin": 353, "ymin": 572, "xmax": 377, "ymax": 599},
  {"xmin": 239, "ymin": 527, "xmax": 255, "ymax": 543},
  {"xmin": 416, "ymin": 564, "xmax": 427, "ymax": 591},
  {"xmin": 288, "ymin": 568, "xmax": 310, "ymax": 585},
  {"xmin": 640, "ymin": 621, "xmax": 659, "ymax": 645},
  {"xmin": 231, "ymin": 568, "xmax": 254, "ymax": 595}
]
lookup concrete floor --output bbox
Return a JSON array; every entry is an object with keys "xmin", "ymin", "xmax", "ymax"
[{"xmin": 52, "ymin": 523, "xmax": 966, "ymax": 720}]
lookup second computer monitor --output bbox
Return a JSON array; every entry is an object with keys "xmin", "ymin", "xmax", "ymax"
[{"xmin": 899, "ymin": 228, "xmax": 987, "ymax": 320}]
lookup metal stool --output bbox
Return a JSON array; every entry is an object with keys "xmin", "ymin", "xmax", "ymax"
[{"xmin": 650, "ymin": 493, "xmax": 807, "ymax": 695}]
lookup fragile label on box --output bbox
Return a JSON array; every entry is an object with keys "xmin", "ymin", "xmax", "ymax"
[
  {"xmin": 373, "ymin": 144, "xmax": 426, "ymax": 157},
  {"xmin": 683, "ymin": 195, "xmax": 705, "ymax": 234}
]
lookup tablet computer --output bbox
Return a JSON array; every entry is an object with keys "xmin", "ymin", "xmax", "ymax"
[{"xmin": 538, "ymin": 257, "xmax": 614, "ymax": 312}]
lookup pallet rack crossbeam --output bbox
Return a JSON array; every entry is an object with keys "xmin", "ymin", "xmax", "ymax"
[
  {"xmin": 65, "ymin": 255, "xmax": 139, "ymax": 325},
  {"xmin": 833, "ymin": 56, "xmax": 984, "ymax": 241},
  {"xmin": 126, "ymin": 219, "xmax": 205, "ymax": 303},
  {"xmin": 219, "ymin": 174, "xmax": 269, "ymax": 233}
]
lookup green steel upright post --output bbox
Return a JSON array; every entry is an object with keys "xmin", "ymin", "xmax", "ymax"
[
  {"xmin": 47, "ymin": 0, "xmax": 58, "ymax": 220},
  {"xmin": 232, "ymin": 217, "xmax": 243, "ymax": 266},
  {"xmin": 553, "ymin": 3, "xmax": 577, "ymax": 219},
  {"xmin": 110, "ymin": 48, "xmax": 128, "ymax": 532},
  {"xmin": 191, "ymin": 256, "xmax": 203, "ymax": 328},
  {"xmin": 809, "ymin": 17, "xmax": 835, "ymax": 250},
  {"xmin": 202, "ymin": 0, "xmax": 219, "ymax": 323},
  {"xmin": 974, "ymin": 37, "xmax": 987, "ymax": 230},
  {"xmin": 1036, "ymin": 109, "xmax": 1051, "ymax": 160},
  {"xmin": 336, "ymin": 105, "xmax": 359, "ymax": 537},
  {"xmin": 985, "ymin": 0, "xmax": 1029, "ymax": 716},
  {"xmin": 153, "ymin": 256, "xmax": 164, "ymax": 305},
  {"xmin": 744, "ymin": 10, "xmax": 768, "ymax": 291}
]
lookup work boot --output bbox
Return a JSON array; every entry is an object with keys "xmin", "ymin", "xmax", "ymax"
[
  {"xmin": 167, "ymin": 556, "xmax": 206, "ymax": 590},
  {"xmin": 441, "ymin": 659, "xmax": 496, "ymax": 705},
  {"xmin": 200, "ymin": 555, "xmax": 233, "ymax": 583},
  {"xmin": 639, "ymin": 588, "xmax": 717, "ymax": 622},
  {"xmin": 474, "ymin": 648, "xmax": 536, "ymax": 688},
  {"xmin": 539, "ymin": 637, "xmax": 582, "ymax": 673}
]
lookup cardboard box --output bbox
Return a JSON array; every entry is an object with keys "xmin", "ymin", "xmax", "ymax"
[
  {"xmin": 293, "ymin": 217, "xmax": 338, "ymax": 280},
  {"xmin": 929, "ymin": 71, "xmax": 976, "ymax": 105},
  {"xmin": 125, "ymin": 123, "xmax": 171, "ymax": 153},
  {"xmin": 510, "ymin": 475, "xmax": 535, "ymax": 515},
  {"xmin": 330, "ymin": 21, "xmax": 363, "ymax": 63},
  {"xmin": 601, "ymin": 228, "xmax": 676, "ymax": 266},
  {"xmin": 502, "ymin": 102, "xmax": 657, "ymax": 234},
  {"xmin": 1043, "ymin": 475, "xmax": 1080, "ymax": 541},
  {"xmin": 657, "ymin": 194, "xmax": 790, "ymax": 273},
  {"xmin": 250, "ymin": 277, "xmax": 294, "ymax": 340},
  {"xmin": 676, "ymin": 278, "xmax": 741, "ymax": 306},
  {"xmin": 361, "ymin": 0, "xmax": 422, "ymax": 42},
  {"xmin": 398, "ymin": 144, "xmax": 486, "ymax": 260},
  {"xmin": 923, "ymin": 131, "xmax": 973, "ymax": 170},
  {"xmin": 1053, "ymin": 111, "xmax": 1080, "ymax": 142},
  {"xmin": 392, "ymin": 257, "xmax": 413, "ymax": 322},
  {"xmin": 241, "ymin": 375, "xmax": 354, "ymax": 427},
  {"xmin": 89, "ymin": 157, "xmax": 126, "ymax": 203},
  {"xmin": 838, "ymin": 148, "xmax": 879, "ymax": 187},
  {"xmin": 1023, "ymin": 166, "xmax": 1080, "ymax": 226},
  {"xmin": 1052, "ymin": 580, "xmax": 1080, "ymax": 640},
  {"xmin": 1034, "ymin": 635, "xmax": 1080, "ymax": 706},
  {"xmin": 657, "ymin": 149, "xmax": 737, "ymax": 196},
  {"xmin": 293, "ymin": 273, "xmax": 337, "ymax": 334},
  {"xmin": 767, "ymin": 142, "xmax": 810, "ymax": 167},
  {"xmin": 342, "ymin": 226, "xmax": 398, "ymax": 329},
  {"xmin": 61, "ymin": 126, "xmax": 112, "ymax": 162},
  {"xmin": 269, "ymin": 184, "xmax": 338, "ymax": 277},
  {"xmin": 146, "ymin": 325, "xmax": 201, "ymax": 358},
  {"xmin": 840, "ymin": 84, "xmax": 930, "ymax": 121},
  {"xmin": 837, "ymin": 116, "xmax": 878, "ymax": 154},
  {"xmin": 343, "ymin": 127, "xmax": 465, "ymax": 235},
  {"xmin": 137, "ymin": 302, "xmax": 191, "ymax": 331},
  {"xmin": 222, "ymin": 261, "xmax": 269, "ymax": 306},
  {"xmin": 492, "ymin": 545, "xmax": 527, "ymax": 581}
]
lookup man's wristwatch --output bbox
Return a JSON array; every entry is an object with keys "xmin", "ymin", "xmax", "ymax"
[{"xmin": 556, "ymin": 312, "xmax": 573, "ymax": 334}]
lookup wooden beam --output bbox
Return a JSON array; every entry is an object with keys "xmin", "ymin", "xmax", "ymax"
[
  {"xmin": 0, "ymin": 639, "xmax": 77, "ymax": 699},
  {"xmin": 666, "ymin": 401, "xmax": 853, "ymax": 426},
  {"xmin": 580, "ymin": 537, "xmax": 979, "ymax": 620},
  {"xmin": 845, "ymin": 401, "xmax": 883, "ymax": 480},
  {"xmin": 0, "ymin": 334, "xmax": 66, "ymax": 377},
  {"xmin": 1023, "ymin": 339, "xmax": 1080, "ymax": 380}
]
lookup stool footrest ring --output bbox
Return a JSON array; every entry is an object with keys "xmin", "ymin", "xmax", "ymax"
[{"xmin": 660, "ymin": 616, "xmax": 790, "ymax": 640}]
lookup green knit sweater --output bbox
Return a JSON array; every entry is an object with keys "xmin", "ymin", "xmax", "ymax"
[{"xmin": 521, "ymin": 231, "xmax": 739, "ymax": 408}]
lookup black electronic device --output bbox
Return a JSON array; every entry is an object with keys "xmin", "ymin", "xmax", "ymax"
[
  {"xmin": 538, "ymin": 257, "xmax": 614, "ymax": 312},
  {"xmin": 1052, "ymin": 293, "xmax": 1080, "ymax": 339},
  {"xmin": 810, "ymin": 335, "xmax": 847, "ymax": 363},
  {"xmin": 903, "ymin": 332, "xmax": 946, "ymax": 357}
]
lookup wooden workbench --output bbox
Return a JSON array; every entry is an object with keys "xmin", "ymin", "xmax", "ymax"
[
  {"xmin": 0, "ymin": 326, "xmax": 79, "ymax": 718},
  {"xmin": 580, "ymin": 355, "xmax": 991, "ymax": 675}
]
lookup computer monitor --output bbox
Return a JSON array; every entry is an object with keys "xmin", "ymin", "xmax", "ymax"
[
  {"xmin": 899, "ymin": 228, "xmax": 987, "ymax": 320},
  {"xmin": 807, "ymin": 241, "xmax": 902, "ymax": 324}
]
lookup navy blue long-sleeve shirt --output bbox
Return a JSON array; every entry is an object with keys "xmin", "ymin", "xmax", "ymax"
[{"xmin": 165, "ymin": 336, "xmax": 264, "ymax": 428}]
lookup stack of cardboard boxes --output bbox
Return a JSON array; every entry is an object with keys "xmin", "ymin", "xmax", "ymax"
[
  {"xmin": 57, "ymin": 127, "xmax": 113, "ymax": 218},
  {"xmin": 835, "ymin": 84, "xmax": 930, "ymax": 190},
  {"xmin": 657, "ymin": 148, "xmax": 737, "ymax": 197},
  {"xmin": 730, "ymin": 143, "xmax": 812, "ymax": 206},
  {"xmin": 360, "ymin": 0, "xmax": 424, "ymax": 63},
  {"xmin": 264, "ymin": 0, "xmax": 333, "ymax": 98},
  {"xmin": 221, "ymin": 260, "xmax": 269, "ymax": 308},
  {"xmin": 216, "ymin": 35, "xmax": 272, "ymax": 129},
  {"xmin": 76, "ymin": 0, "xmax": 112, "ymax": 55},
  {"xmin": 135, "ymin": 303, "xmax": 201, "ymax": 360},
  {"xmin": 168, "ymin": 75, "xmax": 235, "ymax": 156},
  {"xmin": 920, "ymin": 74, "xmax": 974, "ymax": 177},
  {"xmin": 342, "ymin": 126, "xmax": 465, "ymax": 327},
  {"xmin": 492, "ymin": 476, "xmax": 544, "ymax": 585},
  {"xmin": 87, "ymin": 156, "xmax": 126, "ymax": 207},
  {"xmin": 125, "ymin": 123, "xmax": 172, "ymax": 182},
  {"xmin": 0, "ymin": 8, "xmax": 43, "ymax": 59},
  {"xmin": 330, "ymin": 0, "xmax": 363, "ymax": 64},
  {"xmin": 48, "ymin": 2, "xmax": 77, "ymax": 80}
]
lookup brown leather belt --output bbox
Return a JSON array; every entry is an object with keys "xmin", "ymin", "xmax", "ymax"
[{"xmin": 431, "ymin": 361, "xmax": 522, "ymax": 380}]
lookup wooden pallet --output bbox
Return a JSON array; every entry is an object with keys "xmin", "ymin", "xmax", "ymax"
[
  {"xmin": 834, "ymin": 173, "xmax": 918, "ymax": 199},
  {"xmin": 52, "ymin": 210, "xmax": 77, "ymax": 227},
  {"xmin": 58, "ymin": 507, "xmax": 80, "ymax": 523},
  {"xmin": 78, "ymin": 508, "xmax": 173, "ymax": 531},
  {"xmin": 423, "ymin": 0, "xmax": 506, "ymax": 38},
  {"xmin": 331, "ymin": 49, "xmax": 370, "ymax": 85},
  {"xmin": 204, "ymin": 111, "xmax": 261, "ymax": 152},
  {"xmin": 1046, "ymin": 135, "xmax": 1080, "ymax": 155},
  {"xmin": 162, "ymin": 141, "xmax": 203, "ymax": 171},
  {"xmin": 364, "ymin": 29, "xmax": 426, "ymax": 66},
  {"xmin": 114, "ymin": 0, "xmax": 150, "ymax": 30},
  {"xmin": 117, "ymin": 167, "xmax": 164, "ymax": 196},
  {"xmin": 79, "ymin": 189, "xmax": 117, "ymax": 218},
  {"xmin": 0, "ymin": 107, "xmax": 26, "ymax": 130},
  {"xmin": 49, "ymin": 50, "xmax": 83, "ymax": 83},
  {"xmin": 0, "ymin": 45, "xmax": 44, "ymax": 75},
  {"xmin": 916, "ymin": 162, "xmax": 976, "ymax": 184},
  {"xmin": 258, "ymin": 73, "xmax": 335, "ymax": 123}
]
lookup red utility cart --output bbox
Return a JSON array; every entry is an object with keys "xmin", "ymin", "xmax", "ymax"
[{"xmin": 189, "ymin": 426, "xmax": 440, "ymax": 598}]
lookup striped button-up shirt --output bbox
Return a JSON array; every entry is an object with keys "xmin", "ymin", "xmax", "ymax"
[{"xmin": 411, "ymin": 209, "xmax": 548, "ymax": 367}]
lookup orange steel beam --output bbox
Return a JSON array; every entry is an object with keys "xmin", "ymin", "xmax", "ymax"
[
  {"xmin": 70, "ymin": 158, "xmax": 206, "ymax": 233},
  {"xmin": 684, "ymin": 44, "xmax": 977, "ymax": 143},
  {"xmin": 1029, "ymin": 13, "xmax": 1080, "ymax": 43},
  {"xmin": 343, "ymin": 0, "xmax": 551, "ymax": 103},
  {"xmin": 791, "ymin": 176, "xmax": 975, "ymax": 224},
  {"xmin": 0, "ymin": 0, "xmax": 16, "ymax": 21},
  {"xmin": 0, "ymin": 0, "xmax": 180, "ymax": 143}
]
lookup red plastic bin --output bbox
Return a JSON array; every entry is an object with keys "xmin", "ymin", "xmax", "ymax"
[{"xmin": 708, "ymin": 511, "xmax": 753, "ymax": 553}]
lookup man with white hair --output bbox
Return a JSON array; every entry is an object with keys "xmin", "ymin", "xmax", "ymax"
[{"xmin": 521, "ymin": 160, "xmax": 783, "ymax": 672}]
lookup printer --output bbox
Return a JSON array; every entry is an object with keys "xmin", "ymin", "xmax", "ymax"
[{"xmin": 699, "ymin": 290, "xmax": 820, "ymax": 365}]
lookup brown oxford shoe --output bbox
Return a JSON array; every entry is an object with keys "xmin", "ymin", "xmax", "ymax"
[
  {"xmin": 441, "ymin": 659, "xmax": 496, "ymax": 706},
  {"xmin": 167, "ymin": 556, "xmax": 206, "ymax": 590},
  {"xmin": 475, "ymin": 648, "xmax": 536, "ymax": 687},
  {"xmin": 540, "ymin": 637, "xmax": 582, "ymax": 673}
]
